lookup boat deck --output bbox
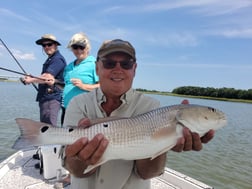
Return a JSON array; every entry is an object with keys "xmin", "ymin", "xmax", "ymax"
[{"xmin": 0, "ymin": 149, "xmax": 213, "ymax": 189}]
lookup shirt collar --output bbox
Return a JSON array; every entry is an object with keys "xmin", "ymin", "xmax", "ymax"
[{"xmin": 96, "ymin": 88, "xmax": 134, "ymax": 105}]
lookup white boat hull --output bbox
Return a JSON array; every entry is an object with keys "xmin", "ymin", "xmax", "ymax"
[{"xmin": 0, "ymin": 148, "xmax": 213, "ymax": 189}]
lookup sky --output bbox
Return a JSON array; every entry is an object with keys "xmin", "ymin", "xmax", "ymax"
[{"xmin": 0, "ymin": 0, "xmax": 252, "ymax": 92}]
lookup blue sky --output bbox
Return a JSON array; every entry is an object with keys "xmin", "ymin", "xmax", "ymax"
[{"xmin": 0, "ymin": 0, "xmax": 251, "ymax": 92}]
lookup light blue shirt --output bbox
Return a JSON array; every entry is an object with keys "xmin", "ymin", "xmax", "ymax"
[{"xmin": 63, "ymin": 55, "xmax": 98, "ymax": 108}]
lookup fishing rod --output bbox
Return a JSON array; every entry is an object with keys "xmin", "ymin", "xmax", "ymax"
[
  {"xmin": 0, "ymin": 38, "xmax": 39, "ymax": 91},
  {"xmin": 0, "ymin": 66, "xmax": 44, "ymax": 81},
  {"xmin": 0, "ymin": 66, "xmax": 65, "ymax": 89}
]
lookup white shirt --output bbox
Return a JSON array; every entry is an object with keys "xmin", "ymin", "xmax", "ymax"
[{"xmin": 64, "ymin": 88, "xmax": 160, "ymax": 189}]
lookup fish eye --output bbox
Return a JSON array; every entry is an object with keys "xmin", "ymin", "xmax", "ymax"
[
  {"xmin": 41, "ymin": 126, "xmax": 49, "ymax": 133},
  {"xmin": 103, "ymin": 124, "xmax": 108, "ymax": 128}
]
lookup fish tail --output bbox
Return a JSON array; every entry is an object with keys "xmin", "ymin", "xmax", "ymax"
[{"xmin": 12, "ymin": 118, "xmax": 48, "ymax": 149}]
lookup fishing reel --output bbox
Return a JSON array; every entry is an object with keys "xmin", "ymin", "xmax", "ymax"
[
  {"xmin": 46, "ymin": 87, "xmax": 54, "ymax": 94},
  {"xmin": 19, "ymin": 77, "xmax": 26, "ymax": 85}
]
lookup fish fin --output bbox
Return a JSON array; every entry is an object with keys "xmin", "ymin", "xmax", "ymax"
[
  {"xmin": 150, "ymin": 144, "xmax": 176, "ymax": 160},
  {"xmin": 152, "ymin": 125, "xmax": 177, "ymax": 139},
  {"xmin": 150, "ymin": 124, "xmax": 182, "ymax": 159},
  {"xmin": 83, "ymin": 157, "xmax": 108, "ymax": 174},
  {"xmin": 12, "ymin": 118, "xmax": 51, "ymax": 149},
  {"xmin": 90, "ymin": 116, "xmax": 127, "ymax": 125}
]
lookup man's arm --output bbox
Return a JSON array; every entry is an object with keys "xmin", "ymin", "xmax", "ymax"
[
  {"xmin": 135, "ymin": 154, "xmax": 166, "ymax": 179},
  {"xmin": 23, "ymin": 73, "xmax": 55, "ymax": 86}
]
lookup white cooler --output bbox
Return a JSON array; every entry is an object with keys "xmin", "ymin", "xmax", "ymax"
[{"xmin": 40, "ymin": 145, "xmax": 68, "ymax": 180}]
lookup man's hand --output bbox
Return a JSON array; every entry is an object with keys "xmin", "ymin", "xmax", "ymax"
[
  {"xmin": 64, "ymin": 118, "xmax": 109, "ymax": 177},
  {"xmin": 22, "ymin": 73, "xmax": 55, "ymax": 85},
  {"xmin": 172, "ymin": 128, "xmax": 215, "ymax": 152},
  {"xmin": 23, "ymin": 75, "xmax": 33, "ymax": 84},
  {"xmin": 172, "ymin": 99, "xmax": 215, "ymax": 152},
  {"xmin": 42, "ymin": 73, "xmax": 55, "ymax": 86}
]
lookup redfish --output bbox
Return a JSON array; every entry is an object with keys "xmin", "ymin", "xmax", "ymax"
[{"xmin": 13, "ymin": 104, "xmax": 227, "ymax": 173}]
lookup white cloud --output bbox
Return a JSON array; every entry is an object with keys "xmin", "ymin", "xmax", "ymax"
[
  {"xmin": 202, "ymin": 27, "xmax": 252, "ymax": 38},
  {"xmin": 141, "ymin": 0, "xmax": 252, "ymax": 16},
  {"xmin": 0, "ymin": 8, "xmax": 30, "ymax": 22},
  {"xmin": 142, "ymin": 0, "xmax": 213, "ymax": 11},
  {"xmin": 141, "ymin": 62, "xmax": 252, "ymax": 70},
  {"xmin": 144, "ymin": 32, "xmax": 199, "ymax": 47},
  {"xmin": 1, "ymin": 45, "xmax": 35, "ymax": 60},
  {"xmin": 12, "ymin": 49, "xmax": 36, "ymax": 60},
  {"xmin": 200, "ymin": 1, "xmax": 252, "ymax": 16},
  {"xmin": 102, "ymin": 6, "xmax": 123, "ymax": 13},
  {"xmin": 217, "ymin": 28, "xmax": 252, "ymax": 38}
]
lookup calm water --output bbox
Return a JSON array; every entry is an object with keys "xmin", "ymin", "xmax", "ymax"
[{"xmin": 0, "ymin": 82, "xmax": 251, "ymax": 189}]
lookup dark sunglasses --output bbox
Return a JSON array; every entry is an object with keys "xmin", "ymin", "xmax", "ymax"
[
  {"xmin": 71, "ymin": 44, "xmax": 85, "ymax": 50},
  {"xmin": 42, "ymin": 43, "xmax": 54, "ymax": 47},
  {"xmin": 99, "ymin": 58, "xmax": 135, "ymax": 70}
]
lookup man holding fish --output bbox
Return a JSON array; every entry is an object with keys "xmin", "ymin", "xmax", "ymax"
[{"xmin": 61, "ymin": 39, "xmax": 215, "ymax": 189}]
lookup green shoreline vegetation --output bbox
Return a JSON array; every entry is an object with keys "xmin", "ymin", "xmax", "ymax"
[
  {"xmin": 142, "ymin": 91, "xmax": 252, "ymax": 104},
  {"xmin": 136, "ymin": 87, "xmax": 252, "ymax": 104},
  {"xmin": 1, "ymin": 78, "xmax": 252, "ymax": 104},
  {"xmin": 0, "ymin": 78, "xmax": 18, "ymax": 82}
]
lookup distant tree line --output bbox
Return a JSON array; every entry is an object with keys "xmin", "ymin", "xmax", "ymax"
[
  {"xmin": 172, "ymin": 86, "xmax": 252, "ymax": 100},
  {"xmin": 136, "ymin": 88, "xmax": 159, "ymax": 93}
]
